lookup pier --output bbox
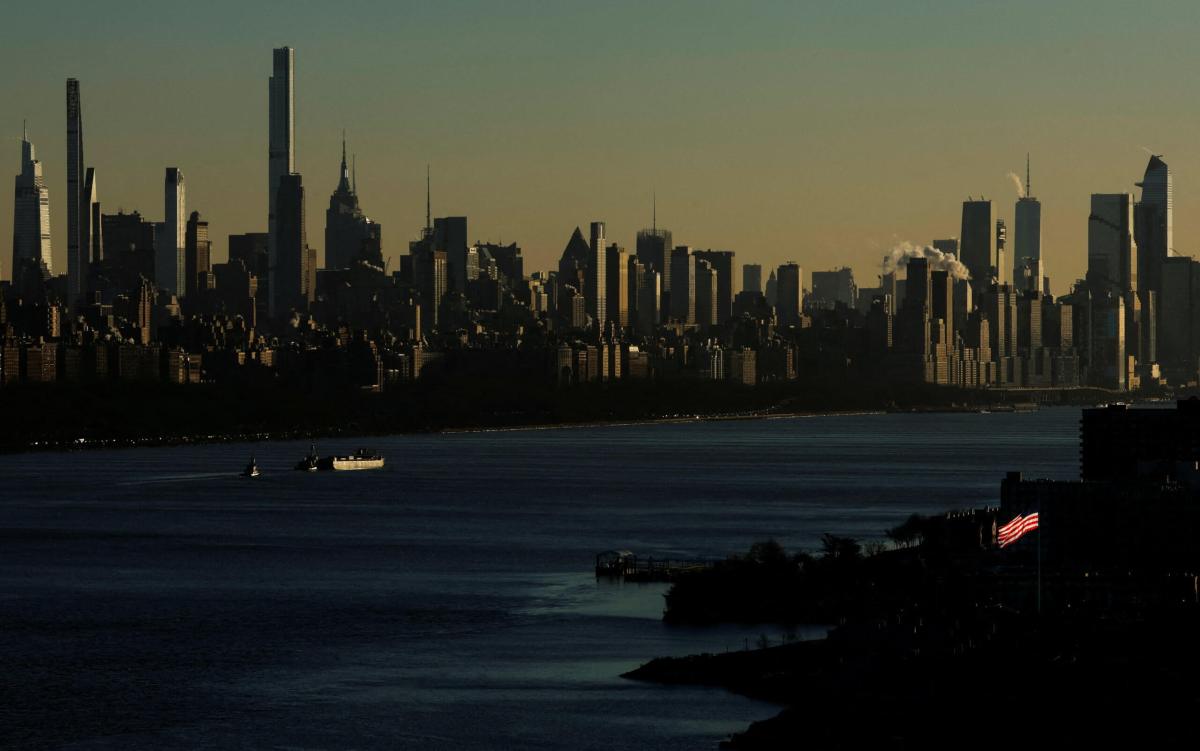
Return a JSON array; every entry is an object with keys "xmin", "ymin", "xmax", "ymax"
[{"xmin": 595, "ymin": 550, "xmax": 713, "ymax": 582}]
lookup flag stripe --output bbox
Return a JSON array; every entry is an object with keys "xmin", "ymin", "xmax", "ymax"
[{"xmin": 998, "ymin": 512, "xmax": 1038, "ymax": 547}]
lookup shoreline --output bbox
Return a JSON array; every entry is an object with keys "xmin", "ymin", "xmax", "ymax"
[{"xmin": 12, "ymin": 407, "xmax": 899, "ymax": 454}]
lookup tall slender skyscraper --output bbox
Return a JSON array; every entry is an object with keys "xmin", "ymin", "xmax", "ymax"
[
  {"xmin": 1014, "ymin": 157, "xmax": 1043, "ymax": 293},
  {"xmin": 160, "ymin": 168, "xmax": 186, "ymax": 294},
  {"xmin": 66, "ymin": 78, "xmax": 86, "ymax": 306},
  {"xmin": 83, "ymin": 167, "xmax": 101, "ymax": 266},
  {"xmin": 12, "ymin": 123, "xmax": 52, "ymax": 278},
  {"xmin": 268, "ymin": 47, "xmax": 295, "ymax": 318},
  {"xmin": 588, "ymin": 221, "xmax": 607, "ymax": 331}
]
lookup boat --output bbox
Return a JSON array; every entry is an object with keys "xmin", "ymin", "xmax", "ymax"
[
  {"xmin": 316, "ymin": 448, "xmax": 385, "ymax": 471},
  {"xmin": 294, "ymin": 444, "xmax": 320, "ymax": 472},
  {"xmin": 242, "ymin": 455, "xmax": 260, "ymax": 478}
]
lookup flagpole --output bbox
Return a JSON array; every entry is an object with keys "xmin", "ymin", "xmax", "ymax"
[{"xmin": 1036, "ymin": 504, "xmax": 1042, "ymax": 616}]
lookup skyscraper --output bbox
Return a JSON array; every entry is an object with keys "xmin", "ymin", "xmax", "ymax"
[
  {"xmin": 84, "ymin": 167, "xmax": 101, "ymax": 265},
  {"xmin": 669, "ymin": 246, "xmax": 695, "ymax": 324},
  {"xmin": 693, "ymin": 249, "xmax": 736, "ymax": 325},
  {"xmin": 1135, "ymin": 155, "xmax": 1171, "ymax": 330},
  {"xmin": 325, "ymin": 137, "xmax": 382, "ymax": 270},
  {"xmin": 434, "ymin": 216, "xmax": 468, "ymax": 293},
  {"xmin": 273, "ymin": 173, "xmax": 307, "ymax": 315},
  {"xmin": 1013, "ymin": 157, "xmax": 1043, "ymax": 293},
  {"xmin": 160, "ymin": 168, "xmax": 186, "ymax": 294},
  {"xmin": 66, "ymin": 78, "xmax": 86, "ymax": 306},
  {"xmin": 1088, "ymin": 193, "xmax": 1137, "ymax": 293},
  {"xmin": 587, "ymin": 221, "xmax": 607, "ymax": 331},
  {"xmin": 268, "ymin": 47, "xmax": 295, "ymax": 318},
  {"xmin": 960, "ymin": 199, "xmax": 995, "ymax": 296},
  {"xmin": 185, "ymin": 211, "xmax": 211, "ymax": 300},
  {"xmin": 605, "ymin": 243, "xmax": 629, "ymax": 329},
  {"xmin": 742, "ymin": 264, "xmax": 762, "ymax": 295},
  {"xmin": 776, "ymin": 263, "xmax": 803, "ymax": 326},
  {"xmin": 12, "ymin": 123, "xmax": 52, "ymax": 278}
]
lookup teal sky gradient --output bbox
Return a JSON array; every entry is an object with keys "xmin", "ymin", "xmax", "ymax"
[{"xmin": 3, "ymin": 1, "xmax": 1200, "ymax": 291}]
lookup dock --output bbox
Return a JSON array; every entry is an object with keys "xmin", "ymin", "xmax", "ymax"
[{"xmin": 595, "ymin": 550, "xmax": 713, "ymax": 582}]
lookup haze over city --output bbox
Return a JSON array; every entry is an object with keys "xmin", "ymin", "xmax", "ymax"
[{"xmin": 4, "ymin": 1, "xmax": 1199, "ymax": 285}]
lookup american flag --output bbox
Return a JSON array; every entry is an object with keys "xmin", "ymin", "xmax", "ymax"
[{"xmin": 998, "ymin": 512, "xmax": 1039, "ymax": 548}]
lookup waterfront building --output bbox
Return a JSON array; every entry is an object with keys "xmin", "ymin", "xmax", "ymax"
[
  {"xmin": 12, "ymin": 124, "xmax": 52, "ymax": 279},
  {"xmin": 268, "ymin": 47, "xmax": 295, "ymax": 318}
]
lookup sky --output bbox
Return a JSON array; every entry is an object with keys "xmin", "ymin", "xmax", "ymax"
[{"xmin": 3, "ymin": 0, "xmax": 1200, "ymax": 293}]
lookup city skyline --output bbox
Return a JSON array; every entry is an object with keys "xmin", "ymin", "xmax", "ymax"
[{"xmin": 3, "ymin": 3, "xmax": 1199, "ymax": 287}]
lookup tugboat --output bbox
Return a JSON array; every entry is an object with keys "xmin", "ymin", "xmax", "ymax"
[
  {"xmin": 294, "ymin": 444, "xmax": 320, "ymax": 472},
  {"xmin": 242, "ymin": 455, "xmax": 261, "ymax": 478},
  {"xmin": 317, "ymin": 448, "xmax": 385, "ymax": 471}
]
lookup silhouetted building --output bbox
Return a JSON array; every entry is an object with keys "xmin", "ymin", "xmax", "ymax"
[
  {"xmin": 960, "ymin": 199, "xmax": 995, "ymax": 297},
  {"xmin": 160, "ymin": 167, "xmax": 185, "ymax": 294},
  {"xmin": 693, "ymin": 249, "xmax": 736, "ymax": 324},
  {"xmin": 268, "ymin": 47, "xmax": 295, "ymax": 317},
  {"xmin": 184, "ymin": 211, "xmax": 212, "ymax": 300},
  {"xmin": 742, "ymin": 263, "xmax": 762, "ymax": 295},
  {"xmin": 325, "ymin": 137, "xmax": 382, "ymax": 270},
  {"xmin": 587, "ymin": 221, "xmax": 607, "ymax": 331},
  {"xmin": 12, "ymin": 124, "xmax": 52, "ymax": 278},
  {"xmin": 66, "ymin": 78, "xmax": 87, "ymax": 306},
  {"xmin": 272, "ymin": 173, "xmax": 308, "ymax": 315},
  {"xmin": 776, "ymin": 262, "xmax": 802, "ymax": 326},
  {"xmin": 669, "ymin": 246, "xmax": 695, "ymax": 324}
]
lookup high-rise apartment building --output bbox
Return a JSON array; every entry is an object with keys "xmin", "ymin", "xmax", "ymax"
[
  {"xmin": 12, "ymin": 124, "xmax": 52, "ymax": 278},
  {"xmin": 66, "ymin": 78, "xmax": 87, "ymax": 306},
  {"xmin": 268, "ymin": 47, "xmax": 295, "ymax": 317},
  {"xmin": 160, "ymin": 168, "xmax": 186, "ymax": 294},
  {"xmin": 587, "ymin": 221, "xmax": 607, "ymax": 331}
]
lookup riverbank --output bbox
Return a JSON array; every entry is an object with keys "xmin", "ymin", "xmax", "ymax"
[
  {"xmin": 626, "ymin": 607, "xmax": 1200, "ymax": 749},
  {"xmin": 0, "ymin": 376, "xmax": 1119, "ymax": 454}
]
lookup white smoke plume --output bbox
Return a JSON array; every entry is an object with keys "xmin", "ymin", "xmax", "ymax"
[
  {"xmin": 881, "ymin": 241, "xmax": 971, "ymax": 281},
  {"xmin": 1006, "ymin": 172, "xmax": 1025, "ymax": 198}
]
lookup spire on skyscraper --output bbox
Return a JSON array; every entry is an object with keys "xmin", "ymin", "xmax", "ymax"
[
  {"xmin": 1025, "ymin": 153, "xmax": 1031, "ymax": 196},
  {"xmin": 425, "ymin": 164, "xmax": 431, "ymax": 233}
]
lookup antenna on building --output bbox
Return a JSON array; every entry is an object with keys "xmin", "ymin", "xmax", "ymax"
[
  {"xmin": 23, "ymin": 119, "xmax": 27, "ymax": 141},
  {"xmin": 652, "ymin": 190, "xmax": 657, "ymax": 232},
  {"xmin": 425, "ymin": 164, "xmax": 432, "ymax": 232},
  {"xmin": 1025, "ymin": 153, "xmax": 1031, "ymax": 197},
  {"xmin": 341, "ymin": 129, "xmax": 346, "ymax": 166}
]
